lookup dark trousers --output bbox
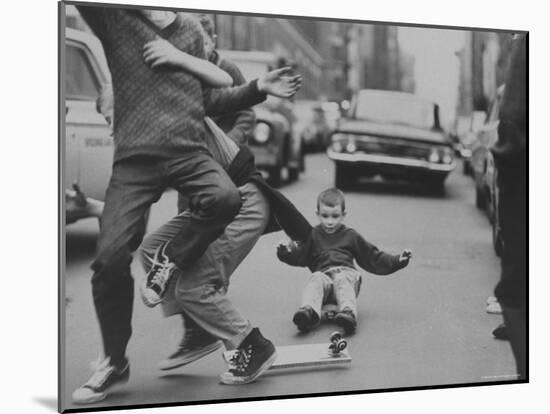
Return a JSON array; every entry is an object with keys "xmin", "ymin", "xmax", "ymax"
[
  {"xmin": 494, "ymin": 169, "xmax": 527, "ymax": 380},
  {"xmin": 91, "ymin": 151, "xmax": 241, "ymax": 365}
]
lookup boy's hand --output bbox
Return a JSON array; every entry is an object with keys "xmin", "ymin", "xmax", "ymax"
[
  {"xmin": 143, "ymin": 38, "xmax": 186, "ymax": 68},
  {"xmin": 257, "ymin": 67, "xmax": 302, "ymax": 98},
  {"xmin": 399, "ymin": 249, "xmax": 412, "ymax": 264},
  {"xmin": 277, "ymin": 240, "xmax": 298, "ymax": 254}
]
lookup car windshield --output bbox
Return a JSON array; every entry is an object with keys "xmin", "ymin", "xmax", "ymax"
[{"xmin": 353, "ymin": 90, "xmax": 435, "ymax": 129}]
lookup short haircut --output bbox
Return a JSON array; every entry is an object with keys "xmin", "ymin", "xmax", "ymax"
[
  {"xmin": 317, "ymin": 188, "xmax": 346, "ymax": 212},
  {"xmin": 196, "ymin": 14, "xmax": 215, "ymax": 40}
]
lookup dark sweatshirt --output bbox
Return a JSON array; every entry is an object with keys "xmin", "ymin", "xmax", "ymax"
[{"xmin": 277, "ymin": 224, "xmax": 406, "ymax": 275}]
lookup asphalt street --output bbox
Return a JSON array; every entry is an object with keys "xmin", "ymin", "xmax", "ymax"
[{"xmin": 62, "ymin": 153, "xmax": 515, "ymax": 410}]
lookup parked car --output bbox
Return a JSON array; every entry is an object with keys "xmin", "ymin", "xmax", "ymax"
[
  {"xmin": 456, "ymin": 111, "xmax": 487, "ymax": 175},
  {"xmin": 218, "ymin": 50, "xmax": 303, "ymax": 187},
  {"xmin": 327, "ymin": 89, "xmax": 455, "ymax": 193},
  {"xmin": 64, "ymin": 28, "xmax": 112, "ymax": 224},
  {"xmin": 471, "ymin": 85, "xmax": 505, "ymax": 256},
  {"xmin": 294, "ymin": 100, "xmax": 340, "ymax": 153}
]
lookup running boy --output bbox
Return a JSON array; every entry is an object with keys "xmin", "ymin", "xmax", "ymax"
[{"xmin": 277, "ymin": 188, "xmax": 412, "ymax": 334}]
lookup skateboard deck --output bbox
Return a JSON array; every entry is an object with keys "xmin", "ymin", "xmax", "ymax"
[{"xmin": 223, "ymin": 332, "xmax": 351, "ymax": 370}]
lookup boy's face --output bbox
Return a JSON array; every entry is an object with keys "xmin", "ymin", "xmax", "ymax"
[{"xmin": 317, "ymin": 203, "xmax": 345, "ymax": 234}]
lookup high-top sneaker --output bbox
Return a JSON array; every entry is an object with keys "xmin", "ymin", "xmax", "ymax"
[
  {"xmin": 140, "ymin": 241, "xmax": 177, "ymax": 307},
  {"xmin": 219, "ymin": 328, "xmax": 277, "ymax": 385},
  {"xmin": 292, "ymin": 306, "xmax": 320, "ymax": 332},
  {"xmin": 333, "ymin": 308, "xmax": 357, "ymax": 334}
]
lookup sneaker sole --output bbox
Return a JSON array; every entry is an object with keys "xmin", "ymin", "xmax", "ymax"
[
  {"xmin": 159, "ymin": 341, "xmax": 222, "ymax": 371},
  {"xmin": 219, "ymin": 350, "xmax": 278, "ymax": 385},
  {"xmin": 72, "ymin": 378, "xmax": 129, "ymax": 405},
  {"xmin": 139, "ymin": 281, "xmax": 162, "ymax": 308}
]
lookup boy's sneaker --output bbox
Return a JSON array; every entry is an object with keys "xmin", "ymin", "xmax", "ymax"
[
  {"xmin": 492, "ymin": 323, "xmax": 509, "ymax": 340},
  {"xmin": 292, "ymin": 306, "xmax": 320, "ymax": 332},
  {"xmin": 334, "ymin": 309, "xmax": 357, "ymax": 334},
  {"xmin": 219, "ymin": 328, "xmax": 277, "ymax": 385},
  {"xmin": 141, "ymin": 241, "xmax": 177, "ymax": 307},
  {"xmin": 159, "ymin": 328, "xmax": 222, "ymax": 371},
  {"xmin": 72, "ymin": 357, "xmax": 130, "ymax": 404}
]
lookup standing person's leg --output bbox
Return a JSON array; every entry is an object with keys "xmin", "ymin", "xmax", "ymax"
[
  {"xmin": 495, "ymin": 172, "xmax": 527, "ymax": 380},
  {"xmin": 170, "ymin": 183, "xmax": 277, "ymax": 384},
  {"xmin": 171, "ymin": 183, "xmax": 270, "ymax": 347},
  {"xmin": 139, "ymin": 184, "xmax": 271, "ymax": 370},
  {"xmin": 73, "ymin": 158, "xmax": 165, "ymax": 404},
  {"xmin": 139, "ymin": 213, "xmax": 223, "ymax": 370},
  {"xmin": 142, "ymin": 152, "xmax": 241, "ymax": 306},
  {"xmin": 293, "ymin": 272, "xmax": 332, "ymax": 332},
  {"xmin": 332, "ymin": 267, "xmax": 362, "ymax": 334}
]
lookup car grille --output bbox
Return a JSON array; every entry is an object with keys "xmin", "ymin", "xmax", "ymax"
[{"xmin": 355, "ymin": 137, "xmax": 431, "ymax": 160}]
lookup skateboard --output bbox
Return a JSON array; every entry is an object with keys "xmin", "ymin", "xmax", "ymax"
[{"xmin": 223, "ymin": 331, "xmax": 351, "ymax": 370}]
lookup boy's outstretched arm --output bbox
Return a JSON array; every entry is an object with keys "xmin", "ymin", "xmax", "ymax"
[
  {"xmin": 143, "ymin": 38, "xmax": 233, "ymax": 87},
  {"xmin": 354, "ymin": 232, "xmax": 411, "ymax": 275}
]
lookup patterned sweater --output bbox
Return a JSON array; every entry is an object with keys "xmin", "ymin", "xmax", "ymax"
[{"xmin": 77, "ymin": 6, "xmax": 266, "ymax": 162}]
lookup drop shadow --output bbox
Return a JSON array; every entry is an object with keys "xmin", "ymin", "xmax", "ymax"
[{"xmin": 33, "ymin": 397, "xmax": 57, "ymax": 412}]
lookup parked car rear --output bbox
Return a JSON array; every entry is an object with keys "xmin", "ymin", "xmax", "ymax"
[{"xmin": 218, "ymin": 50, "xmax": 304, "ymax": 186}]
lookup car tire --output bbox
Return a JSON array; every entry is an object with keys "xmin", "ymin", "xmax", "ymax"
[
  {"xmin": 288, "ymin": 166, "xmax": 299, "ymax": 182},
  {"xmin": 335, "ymin": 163, "xmax": 356, "ymax": 190},
  {"xmin": 463, "ymin": 160, "xmax": 471, "ymax": 175},
  {"xmin": 475, "ymin": 186, "xmax": 486, "ymax": 209},
  {"xmin": 268, "ymin": 166, "xmax": 283, "ymax": 188},
  {"xmin": 493, "ymin": 221, "xmax": 504, "ymax": 257}
]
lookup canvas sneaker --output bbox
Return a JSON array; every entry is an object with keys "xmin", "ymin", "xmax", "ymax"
[
  {"xmin": 159, "ymin": 327, "xmax": 222, "ymax": 371},
  {"xmin": 141, "ymin": 241, "xmax": 177, "ymax": 307},
  {"xmin": 219, "ymin": 328, "xmax": 277, "ymax": 385},
  {"xmin": 292, "ymin": 306, "xmax": 320, "ymax": 332},
  {"xmin": 334, "ymin": 309, "xmax": 357, "ymax": 334},
  {"xmin": 72, "ymin": 357, "xmax": 130, "ymax": 404}
]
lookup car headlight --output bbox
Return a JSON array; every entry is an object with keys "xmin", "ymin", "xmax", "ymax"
[
  {"xmin": 345, "ymin": 139, "xmax": 357, "ymax": 153},
  {"xmin": 428, "ymin": 148, "xmax": 440, "ymax": 163},
  {"xmin": 253, "ymin": 123, "xmax": 271, "ymax": 144},
  {"xmin": 332, "ymin": 141, "xmax": 344, "ymax": 152},
  {"xmin": 441, "ymin": 147, "xmax": 453, "ymax": 164}
]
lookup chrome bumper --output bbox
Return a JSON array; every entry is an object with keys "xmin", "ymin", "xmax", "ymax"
[
  {"xmin": 65, "ymin": 187, "xmax": 104, "ymax": 224},
  {"xmin": 327, "ymin": 149, "xmax": 456, "ymax": 172}
]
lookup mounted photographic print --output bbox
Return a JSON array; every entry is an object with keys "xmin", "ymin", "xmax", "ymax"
[{"xmin": 59, "ymin": 0, "xmax": 528, "ymax": 412}]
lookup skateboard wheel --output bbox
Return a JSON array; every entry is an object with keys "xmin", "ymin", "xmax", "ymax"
[
  {"xmin": 337, "ymin": 339, "xmax": 347, "ymax": 351},
  {"xmin": 330, "ymin": 331, "xmax": 342, "ymax": 342}
]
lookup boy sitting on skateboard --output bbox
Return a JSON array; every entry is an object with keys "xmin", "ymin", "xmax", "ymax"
[{"xmin": 277, "ymin": 188, "xmax": 412, "ymax": 334}]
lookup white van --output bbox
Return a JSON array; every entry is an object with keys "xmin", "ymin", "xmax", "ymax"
[{"xmin": 63, "ymin": 28, "xmax": 112, "ymax": 224}]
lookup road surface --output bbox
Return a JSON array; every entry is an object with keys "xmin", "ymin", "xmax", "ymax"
[{"xmin": 62, "ymin": 154, "xmax": 515, "ymax": 410}]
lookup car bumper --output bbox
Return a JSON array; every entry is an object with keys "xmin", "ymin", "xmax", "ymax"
[
  {"xmin": 327, "ymin": 150, "xmax": 456, "ymax": 173},
  {"xmin": 250, "ymin": 146, "xmax": 279, "ymax": 167},
  {"xmin": 65, "ymin": 188, "xmax": 104, "ymax": 224}
]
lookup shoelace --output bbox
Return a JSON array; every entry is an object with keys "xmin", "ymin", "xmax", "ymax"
[
  {"xmin": 149, "ymin": 262, "xmax": 175, "ymax": 287},
  {"xmin": 229, "ymin": 345, "xmax": 253, "ymax": 373}
]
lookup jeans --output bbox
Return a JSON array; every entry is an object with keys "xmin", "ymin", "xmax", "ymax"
[
  {"xmin": 91, "ymin": 152, "xmax": 241, "ymax": 365},
  {"xmin": 139, "ymin": 183, "xmax": 270, "ymax": 349},
  {"xmin": 301, "ymin": 267, "xmax": 362, "ymax": 317}
]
